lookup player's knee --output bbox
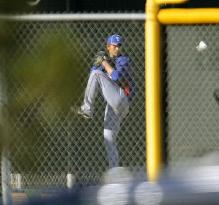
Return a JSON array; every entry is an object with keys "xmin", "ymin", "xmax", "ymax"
[
  {"xmin": 90, "ymin": 69, "xmax": 105, "ymax": 76},
  {"xmin": 113, "ymin": 99, "xmax": 129, "ymax": 115}
]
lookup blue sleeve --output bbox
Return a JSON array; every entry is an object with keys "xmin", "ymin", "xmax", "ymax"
[{"xmin": 111, "ymin": 56, "xmax": 130, "ymax": 81}]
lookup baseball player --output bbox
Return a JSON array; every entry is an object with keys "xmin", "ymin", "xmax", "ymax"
[{"xmin": 78, "ymin": 34, "xmax": 134, "ymax": 168}]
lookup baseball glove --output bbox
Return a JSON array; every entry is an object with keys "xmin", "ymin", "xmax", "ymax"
[{"xmin": 93, "ymin": 51, "xmax": 108, "ymax": 67}]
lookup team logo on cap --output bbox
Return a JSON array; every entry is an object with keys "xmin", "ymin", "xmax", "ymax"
[{"xmin": 107, "ymin": 34, "xmax": 123, "ymax": 45}]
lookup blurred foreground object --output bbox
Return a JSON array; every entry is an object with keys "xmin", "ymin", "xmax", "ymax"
[
  {"xmin": 20, "ymin": 160, "xmax": 219, "ymax": 205},
  {"xmin": 97, "ymin": 184, "xmax": 129, "ymax": 205},
  {"xmin": 19, "ymin": 152, "xmax": 219, "ymax": 205},
  {"xmin": 102, "ymin": 167, "xmax": 133, "ymax": 184},
  {"xmin": 98, "ymin": 167, "xmax": 133, "ymax": 205}
]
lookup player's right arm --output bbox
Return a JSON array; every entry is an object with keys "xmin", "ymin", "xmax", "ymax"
[{"xmin": 101, "ymin": 60, "xmax": 113, "ymax": 75}]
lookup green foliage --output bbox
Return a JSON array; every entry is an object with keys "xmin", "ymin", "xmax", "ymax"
[
  {"xmin": 9, "ymin": 30, "xmax": 85, "ymax": 119},
  {"xmin": 6, "ymin": 30, "xmax": 86, "ymax": 170},
  {"xmin": 0, "ymin": 0, "xmax": 37, "ymax": 13},
  {"xmin": 0, "ymin": 22, "xmax": 11, "ymax": 49}
]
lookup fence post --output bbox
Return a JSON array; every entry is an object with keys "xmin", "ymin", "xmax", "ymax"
[
  {"xmin": 0, "ymin": 66, "xmax": 13, "ymax": 204},
  {"xmin": 1, "ymin": 149, "xmax": 13, "ymax": 205}
]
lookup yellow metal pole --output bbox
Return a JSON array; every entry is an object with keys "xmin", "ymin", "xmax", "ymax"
[
  {"xmin": 145, "ymin": 0, "xmax": 162, "ymax": 181},
  {"xmin": 145, "ymin": 0, "xmax": 190, "ymax": 182}
]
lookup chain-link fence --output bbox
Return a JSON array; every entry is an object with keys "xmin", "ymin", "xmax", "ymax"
[
  {"xmin": 2, "ymin": 14, "xmax": 218, "ymax": 192},
  {"xmin": 164, "ymin": 25, "xmax": 219, "ymax": 166},
  {"xmin": 2, "ymin": 18, "xmax": 146, "ymax": 189}
]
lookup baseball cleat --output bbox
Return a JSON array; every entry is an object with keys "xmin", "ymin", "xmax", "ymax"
[{"xmin": 77, "ymin": 108, "xmax": 92, "ymax": 119}]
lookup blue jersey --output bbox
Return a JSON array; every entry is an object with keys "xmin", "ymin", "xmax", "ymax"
[{"xmin": 90, "ymin": 54, "xmax": 135, "ymax": 99}]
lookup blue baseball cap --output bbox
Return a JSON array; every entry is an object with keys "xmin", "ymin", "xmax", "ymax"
[{"xmin": 107, "ymin": 34, "xmax": 123, "ymax": 46}]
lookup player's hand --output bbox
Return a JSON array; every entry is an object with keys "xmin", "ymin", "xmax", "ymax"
[{"xmin": 93, "ymin": 51, "xmax": 108, "ymax": 67}]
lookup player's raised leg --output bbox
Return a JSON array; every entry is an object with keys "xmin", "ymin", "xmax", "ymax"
[{"xmin": 79, "ymin": 70, "xmax": 129, "ymax": 119}]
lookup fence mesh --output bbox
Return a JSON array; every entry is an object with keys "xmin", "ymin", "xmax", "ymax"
[
  {"xmin": 2, "ymin": 19, "xmax": 146, "ymax": 189},
  {"xmin": 164, "ymin": 24, "xmax": 219, "ymax": 166}
]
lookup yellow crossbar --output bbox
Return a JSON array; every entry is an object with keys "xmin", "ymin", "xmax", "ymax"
[
  {"xmin": 158, "ymin": 8, "xmax": 219, "ymax": 24},
  {"xmin": 155, "ymin": 0, "xmax": 188, "ymax": 4}
]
